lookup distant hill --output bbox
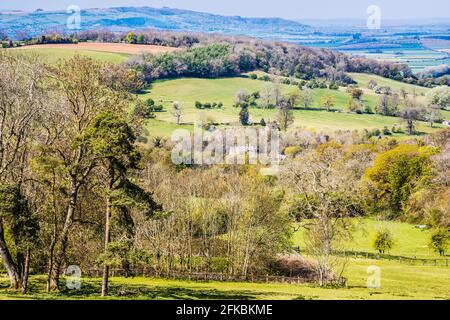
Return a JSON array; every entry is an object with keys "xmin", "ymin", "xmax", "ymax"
[{"xmin": 0, "ymin": 6, "xmax": 313, "ymax": 39}]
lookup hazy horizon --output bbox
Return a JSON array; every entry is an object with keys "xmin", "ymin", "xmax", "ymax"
[{"xmin": 1, "ymin": 0, "xmax": 450, "ymax": 20}]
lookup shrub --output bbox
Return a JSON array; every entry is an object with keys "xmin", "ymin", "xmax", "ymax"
[
  {"xmin": 249, "ymin": 73, "xmax": 258, "ymax": 80},
  {"xmin": 284, "ymin": 146, "xmax": 303, "ymax": 157},
  {"xmin": 270, "ymin": 254, "xmax": 318, "ymax": 280}
]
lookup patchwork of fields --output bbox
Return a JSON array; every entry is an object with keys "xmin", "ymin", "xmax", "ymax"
[{"xmin": 11, "ymin": 43, "xmax": 447, "ymax": 138}]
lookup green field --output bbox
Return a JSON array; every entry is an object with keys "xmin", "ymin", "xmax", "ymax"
[
  {"xmin": 293, "ymin": 218, "xmax": 448, "ymax": 259},
  {"xmin": 1, "ymin": 260, "xmax": 448, "ymax": 300},
  {"xmin": 143, "ymin": 76, "xmax": 444, "ymax": 137},
  {"xmin": 10, "ymin": 48, "xmax": 130, "ymax": 64},
  {"xmin": 1, "ymin": 219, "xmax": 448, "ymax": 300},
  {"xmin": 343, "ymin": 49, "xmax": 450, "ymax": 73}
]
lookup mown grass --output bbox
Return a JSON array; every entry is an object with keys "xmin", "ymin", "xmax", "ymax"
[
  {"xmin": 1, "ymin": 219, "xmax": 448, "ymax": 300},
  {"xmin": 1, "ymin": 258, "xmax": 448, "ymax": 300}
]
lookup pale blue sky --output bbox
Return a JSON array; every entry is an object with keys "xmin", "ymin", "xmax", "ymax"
[{"xmin": 2, "ymin": 0, "xmax": 450, "ymax": 19}]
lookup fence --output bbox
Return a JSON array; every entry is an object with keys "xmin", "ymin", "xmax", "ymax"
[
  {"xmin": 80, "ymin": 268, "xmax": 345, "ymax": 286},
  {"xmin": 292, "ymin": 246, "xmax": 449, "ymax": 267}
]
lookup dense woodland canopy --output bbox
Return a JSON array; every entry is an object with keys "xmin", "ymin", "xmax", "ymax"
[{"xmin": 0, "ymin": 30, "xmax": 449, "ymax": 297}]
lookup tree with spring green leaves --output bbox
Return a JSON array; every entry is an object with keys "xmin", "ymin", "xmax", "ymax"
[
  {"xmin": 0, "ymin": 184, "xmax": 39, "ymax": 292},
  {"xmin": 319, "ymin": 95, "xmax": 335, "ymax": 112},
  {"xmin": 372, "ymin": 228, "xmax": 395, "ymax": 254},
  {"xmin": 40, "ymin": 55, "xmax": 131, "ymax": 291},
  {"xmin": 364, "ymin": 144, "xmax": 438, "ymax": 217},
  {"xmin": 239, "ymin": 104, "xmax": 250, "ymax": 126},
  {"xmin": 429, "ymin": 228, "xmax": 449, "ymax": 256}
]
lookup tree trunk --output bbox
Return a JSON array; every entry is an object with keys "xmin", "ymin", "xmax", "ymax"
[
  {"xmin": 46, "ymin": 238, "xmax": 56, "ymax": 292},
  {"xmin": 21, "ymin": 248, "xmax": 31, "ymax": 294},
  {"xmin": 49, "ymin": 184, "xmax": 78, "ymax": 291},
  {"xmin": 101, "ymin": 166, "xmax": 114, "ymax": 297},
  {"xmin": 0, "ymin": 220, "xmax": 20, "ymax": 289}
]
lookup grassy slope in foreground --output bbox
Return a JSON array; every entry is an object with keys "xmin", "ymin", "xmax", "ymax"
[{"xmin": 0, "ymin": 260, "xmax": 448, "ymax": 300}]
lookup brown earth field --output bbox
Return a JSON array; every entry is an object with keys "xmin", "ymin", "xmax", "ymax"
[{"xmin": 13, "ymin": 42, "xmax": 179, "ymax": 54}]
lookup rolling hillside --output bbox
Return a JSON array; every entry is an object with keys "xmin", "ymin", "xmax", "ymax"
[
  {"xmin": 0, "ymin": 6, "xmax": 312, "ymax": 39},
  {"xmin": 143, "ymin": 76, "xmax": 445, "ymax": 137}
]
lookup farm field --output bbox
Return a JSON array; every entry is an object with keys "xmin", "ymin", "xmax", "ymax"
[
  {"xmin": 342, "ymin": 48, "xmax": 450, "ymax": 72},
  {"xmin": 9, "ymin": 42, "xmax": 177, "ymax": 63},
  {"xmin": 7, "ymin": 46, "xmax": 448, "ymax": 137},
  {"xmin": 9, "ymin": 47, "xmax": 130, "ymax": 64}
]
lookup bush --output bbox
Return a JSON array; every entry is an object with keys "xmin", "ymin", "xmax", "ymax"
[
  {"xmin": 372, "ymin": 229, "xmax": 395, "ymax": 254},
  {"xmin": 383, "ymin": 126, "xmax": 392, "ymax": 135},
  {"xmin": 284, "ymin": 146, "xmax": 303, "ymax": 157},
  {"xmin": 249, "ymin": 73, "xmax": 258, "ymax": 80},
  {"xmin": 270, "ymin": 254, "xmax": 318, "ymax": 280},
  {"xmin": 133, "ymin": 99, "xmax": 160, "ymax": 119}
]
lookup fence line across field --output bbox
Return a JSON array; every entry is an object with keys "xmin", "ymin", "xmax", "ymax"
[
  {"xmin": 75, "ymin": 268, "xmax": 345, "ymax": 286},
  {"xmin": 291, "ymin": 246, "xmax": 449, "ymax": 267}
]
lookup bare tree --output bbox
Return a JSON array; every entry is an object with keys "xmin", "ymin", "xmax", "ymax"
[{"xmin": 281, "ymin": 144, "xmax": 361, "ymax": 285}]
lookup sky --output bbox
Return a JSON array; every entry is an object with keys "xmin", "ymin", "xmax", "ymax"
[{"xmin": 2, "ymin": 0, "xmax": 450, "ymax": 20}]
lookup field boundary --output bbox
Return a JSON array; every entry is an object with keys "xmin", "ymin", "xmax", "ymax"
[
  {"xmin": 292, "ymin": 246, "xmax": 449, "ymax": 267},
  {"xmin": 58, "ymin": 268, "xmax": 346, "ymax": 286}
]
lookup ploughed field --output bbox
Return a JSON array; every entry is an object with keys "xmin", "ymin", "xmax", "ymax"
[{"xmin": 9, "ymin": 42, "xmax": 177, "ymax": 63}]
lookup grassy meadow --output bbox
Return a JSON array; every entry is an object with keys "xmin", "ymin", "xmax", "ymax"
[
  {"xmin": 1, "ymin": 219, "xmax": 448, "ymax": 300},
  {"xmin": 143, "ymin": 76, "xmax": 445, "ymax": 137},
  {"xmin": 1, "ymin": 259, "xmax": 448, "ymax": 300}
]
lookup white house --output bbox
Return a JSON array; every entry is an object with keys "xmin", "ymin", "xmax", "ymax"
[{"xmin": 442, "ymin": 120, "xmax": 450, "ymax": 126}]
